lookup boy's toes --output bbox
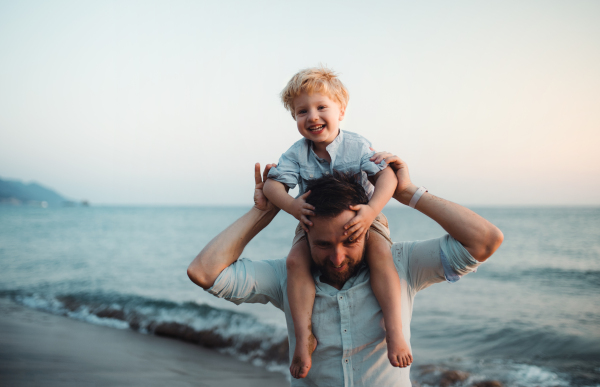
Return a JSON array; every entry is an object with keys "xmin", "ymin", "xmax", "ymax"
[
  {"xmin": 297, "ymin": 364, "xmax": 311, "ymax": 379},
  {"xmin": 400, "ymin": 354, "xmax": 412, "ymax": 368},
  {"xmin": 290, "ymin": 358, "xmax": 312, "ymax": 379}
]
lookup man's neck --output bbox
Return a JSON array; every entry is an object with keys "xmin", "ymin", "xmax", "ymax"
[{"xmin": 319, "ymin": 275, "xmax": 345, "ymax": 290}]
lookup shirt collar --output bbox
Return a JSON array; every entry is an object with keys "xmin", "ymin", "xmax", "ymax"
[
  {"xmin": 326, "ymin": 128, "xmax": 344, "ymax": 152},
  {"xmin": 305, "ymin": 129, "xmax": 344, "ymax": 158}
]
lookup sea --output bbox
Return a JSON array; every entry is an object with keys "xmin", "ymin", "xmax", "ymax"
[{"xmin": 0, "ymin": 205, "xmax": 599, "ymax": 386}]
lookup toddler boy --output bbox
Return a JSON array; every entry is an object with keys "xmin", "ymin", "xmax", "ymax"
[{"xmin": 263, "ymin": 67, "xmax": 413, "ymax": 379}]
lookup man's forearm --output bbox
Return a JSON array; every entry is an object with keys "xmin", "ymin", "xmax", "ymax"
[
  {"xmin": 395, "ymin": 186, "xmax": 503, "ymax": 262},
  {"xmin": 187, "ymin": 206, "xmax": 278, "ymax": 289}
]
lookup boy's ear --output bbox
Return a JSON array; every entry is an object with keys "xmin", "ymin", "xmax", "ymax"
[{"xmin": 339, "ymin": 106, "xmax": 346, "ymax": 121}]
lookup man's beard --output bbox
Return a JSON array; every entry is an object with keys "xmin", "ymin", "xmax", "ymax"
[{"xmin": 313, "ymin": 245, "xmax": 366, "ymax": 288}]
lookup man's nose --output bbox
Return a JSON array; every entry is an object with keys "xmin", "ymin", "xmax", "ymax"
[{"xmin": 330, "ymin": 247, "xmax": 345, "ymax": 267}]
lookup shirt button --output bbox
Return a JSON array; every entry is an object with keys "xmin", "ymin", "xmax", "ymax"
[
  {"xmin": 345, "ymin": 359, "xmax": 349, "ymax": 363},
  {"xmin": 309, "ymin": 174, "xmax": 313, "ymax": 178},
  {"xmin": 344, "ymin": 329, "xmax": 347, "ymax": 333},
  {"xmin": 339, "ymin": 296, "xmax": 343, "ymax": 300},
  {"xmin": 325, "ymin": 172, "xmax": 329, "ymax": 175}
]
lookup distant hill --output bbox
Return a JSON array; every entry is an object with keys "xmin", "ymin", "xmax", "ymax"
[{"xmin": 0, "ymin": 177, "xmax": 69, "ymax": 206}]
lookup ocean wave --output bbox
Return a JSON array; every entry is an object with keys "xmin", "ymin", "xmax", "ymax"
[
  {"xmin": 412, "ymin": 360, "xmax": 575, "ymax": 387},
  {"xmin": 482, "ymin": 267, "xmax": 600, "ymax": 289},
  {"xmin": 3, "ymin": 290, "xmax": 599, "ymax": 385},
  {"xmin": 3, "ymin": 291, "xmax": 289, "ymax": 368}
]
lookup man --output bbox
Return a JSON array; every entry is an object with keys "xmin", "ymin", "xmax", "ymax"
[{"xmin": 187, "ymin": 154, "xmax": 503, "ymax": 387}]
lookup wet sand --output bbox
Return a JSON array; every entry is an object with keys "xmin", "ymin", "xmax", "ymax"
[{"xmin": 0, "ymin": 299, "xmax": 289, "ymax": 387}]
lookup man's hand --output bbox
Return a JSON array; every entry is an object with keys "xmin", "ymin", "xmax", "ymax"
[
  {"xmin": 254, "ymin": 163, "xmax": 278, "ymax": 212},
  {"xmin": 344, "ymin": 204, "xmax": 377, "ymax": 242},
  {"xmin": 370, "ymin": 150, "xmax": 417, "ymax": 206},
  {"xmin": 290, "ymin": 191, "xmax": 315, "ymax": 232}
]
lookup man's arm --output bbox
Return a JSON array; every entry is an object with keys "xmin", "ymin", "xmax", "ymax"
[
  {"xmin": 371, "ymin": 153, "xmax": 503, "ymax": 262},
  {"xmin": 187, "ymin": 163, "xmax": 280, "ymax": 289}
]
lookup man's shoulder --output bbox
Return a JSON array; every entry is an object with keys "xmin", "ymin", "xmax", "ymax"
[
  {"xmin": 390, "ymin": 239, "xmax": 436, "ymax": 274},
  {"xmin": 247, "ymin": 257, "xmax": 287, "ymax": 275}
]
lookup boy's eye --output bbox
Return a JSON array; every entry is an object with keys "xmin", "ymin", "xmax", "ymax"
[
  {"xmin": 318, "ymin": 105, "xmax": 326, "ymax": 110},
  {"xmin": 297, "ymin": 109, "xmax": 307, "ymax": 114}
]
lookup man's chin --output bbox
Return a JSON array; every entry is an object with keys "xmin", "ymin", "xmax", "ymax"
[
  {"xmin": 320, "ymin": 263, "xmax": 359, "ymax": 287},
  {"xmin": 323, "ymin": 269, "xmax": 352, "ymax": 285}
]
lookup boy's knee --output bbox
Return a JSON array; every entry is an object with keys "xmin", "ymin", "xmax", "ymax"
[
  {"xmin": 286, "ymin": 242, "xmax": 311, "ymax": 270},
  {"xmin": 286, "ymin": 251, "xmax": 304, "ymax": 270},
  {"xmin": 368, "ymin": 232, "xmax": 392, "ymax": 251}
]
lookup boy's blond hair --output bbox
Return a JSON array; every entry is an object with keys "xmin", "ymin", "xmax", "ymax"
[{"xmin": 281, "ymin": 66, "xmax": 350, "ymax": 119}]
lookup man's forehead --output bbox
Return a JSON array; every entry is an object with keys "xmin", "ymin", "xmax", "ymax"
[{"xmin": 308, "ymin": 210, "xmax": 355, "ymax": 239}]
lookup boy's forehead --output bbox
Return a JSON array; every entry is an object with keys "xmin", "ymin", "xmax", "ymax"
[{"xmin": 293, "ymin": 91, "xmax": 337, "ymax": 106}]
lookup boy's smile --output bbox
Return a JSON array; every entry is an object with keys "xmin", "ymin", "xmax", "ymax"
[{"xmin": 293, "ymin": 92, "xmax": 345, "ymax": 151}]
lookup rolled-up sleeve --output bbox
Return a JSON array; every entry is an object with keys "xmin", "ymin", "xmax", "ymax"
[
  {"xmin": 439, "ymin": 234, "xmax": 482, "ymax": 276},
  {"xmin": 267, "ymin": 148, "xmax": 301, "ymax": 189},
  {"xmin": 207, "ymin": 258, "xmax": 285, "ymax": 310},
  {"xmin": 359, "ymin": 142, "xmax": 387, "ymax": 176},
  {"xmin": 399, "ymin": 235, "xmax": 483, "ymax": 293}
]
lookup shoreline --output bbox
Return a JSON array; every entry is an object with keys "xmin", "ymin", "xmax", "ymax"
[{"xmin": 0, "ymin": 299, "xmax": 289, "ymax": 387}]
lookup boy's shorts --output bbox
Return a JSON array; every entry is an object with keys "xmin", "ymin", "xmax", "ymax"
[{"xmin": 291, "ymin": 213, "xmax": 393, "ymax": 247}]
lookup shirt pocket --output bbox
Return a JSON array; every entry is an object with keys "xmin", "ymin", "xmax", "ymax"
[{"xmin": 299, "ymin": 168, "xmax": 319, "ymax": 182}]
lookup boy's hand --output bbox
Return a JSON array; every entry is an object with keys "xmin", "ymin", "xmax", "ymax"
[
  {"xmin": 291, "ymin": 191, "xmax": 315, "ymax": 232},
  {"xmin": 344, "ymin": 204, "xmax": 377, "ymax": 242}
]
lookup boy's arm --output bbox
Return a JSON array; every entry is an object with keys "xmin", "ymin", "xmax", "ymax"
[
  {"xmin": 345, "ymin": 167, "xmax": 397, "ymax": 239},
  {"xmin": 365, "ymin": 166, "xmax": 397, "ymax": 215},
  {"xmin": 263, "ymin": 179, "xmax": 315, "ymax": 229}
]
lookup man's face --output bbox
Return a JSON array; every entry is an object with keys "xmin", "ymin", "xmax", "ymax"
[{"xmin": 306, "ymin": 210, "xmax": 367, "ymax": 290}]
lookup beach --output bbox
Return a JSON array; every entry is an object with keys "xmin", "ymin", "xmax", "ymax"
[
  {"xmin": 1, "ymin": 206, "xmax": 599, "ymax": 386},
  {"xmin": 0, "ymin": 299, "xmax": 288, "ymax": 387}
]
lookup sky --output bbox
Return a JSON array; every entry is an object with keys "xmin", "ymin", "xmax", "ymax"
[{"xmin": 1, "ymin": 0, "xmax": 599, "ymax": 206}]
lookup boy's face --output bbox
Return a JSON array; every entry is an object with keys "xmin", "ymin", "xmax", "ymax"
[{"xmin": 293, "ymin": 92, "xmax": 345, "ymax": 146}]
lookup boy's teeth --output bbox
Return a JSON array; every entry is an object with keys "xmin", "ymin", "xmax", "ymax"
[{"xmin": 310, "ymin": 125, "xmax": 324, "ymax": 131}]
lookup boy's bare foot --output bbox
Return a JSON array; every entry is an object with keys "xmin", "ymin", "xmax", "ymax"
[
  {"xmin": 290, "ymin": 332, "xmax": 317, "ymax": 379},
  {"xmin": 386, "ymin": 331, "xmax": 413, "ymax": 368}
]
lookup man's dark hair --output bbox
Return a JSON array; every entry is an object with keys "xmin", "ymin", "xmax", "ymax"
[{"xmin": 305, "ymin": 171, "xmax": 369, "ymax": 218}]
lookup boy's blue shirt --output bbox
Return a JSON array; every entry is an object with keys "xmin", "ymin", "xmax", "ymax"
[{"xmin": 267, "ymin": 129, "xmax": 387, "ymax": 199}]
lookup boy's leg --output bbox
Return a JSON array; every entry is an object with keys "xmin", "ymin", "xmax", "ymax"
[
  {"xmin": 366, "ymin": 230, "xmax": 413, "ymax": 368},
  {"xmin": 287, "ymin": 237, "xmax": 317, "ymax": 379}
]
